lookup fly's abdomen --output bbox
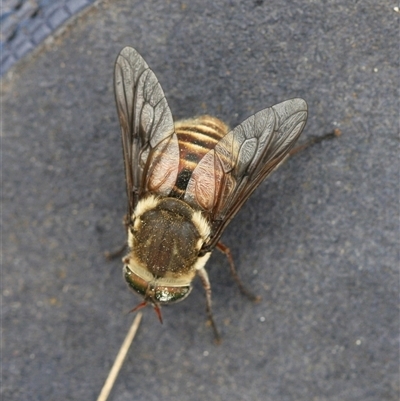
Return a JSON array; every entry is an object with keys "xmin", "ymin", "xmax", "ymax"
[{"xmin": 172, "ymin": 115, "xmax": 229, "ymax": 196}]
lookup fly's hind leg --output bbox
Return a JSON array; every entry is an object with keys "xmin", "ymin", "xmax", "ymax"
[
  {"xmin": 289, "ymin": 128, "xmax": 342, "ymax": 157},
  {"xmin": 216, "ymin": 242, "xmax": 261, "ymax": 303}
]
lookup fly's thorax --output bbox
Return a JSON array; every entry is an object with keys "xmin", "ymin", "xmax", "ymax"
[
  {"xmin": 123, "ymin": 195, "xmax": 212, "ymax": 305},
  {"xmin": 128, "ymin": 196, "xmax": 211, "ymax": 278}
]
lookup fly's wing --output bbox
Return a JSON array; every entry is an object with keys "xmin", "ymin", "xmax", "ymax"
[
  {"xmin": 184, "ymin": 98, "xmax": 308, "ymax": 250},
  {"xmin": 114, "ymin": 47, "xmax": 179, "ymax": 216}
]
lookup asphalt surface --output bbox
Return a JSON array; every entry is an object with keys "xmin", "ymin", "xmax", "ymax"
[{"xmin": 2, "ymin": 1, "xmax": 399, "ymax": 400}]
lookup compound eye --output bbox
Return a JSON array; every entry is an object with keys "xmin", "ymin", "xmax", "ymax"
[
  {"xmin": 154, "ymin": 285, "xmax": 192, "ymax": 304},
  {"xmin": 124, "ymin": 265, "xmax": 147, "ymax": 297}
]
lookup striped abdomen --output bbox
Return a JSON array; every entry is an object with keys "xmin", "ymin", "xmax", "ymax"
[{"xmin": 171, "ymin": 115, "xmax": 229, "ymax": 197}]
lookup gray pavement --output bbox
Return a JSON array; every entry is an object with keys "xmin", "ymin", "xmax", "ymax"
[{"xmin": 2, "ymin": 1, "xmax": 399, "ymax": 400}]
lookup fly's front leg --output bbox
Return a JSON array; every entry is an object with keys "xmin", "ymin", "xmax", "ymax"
[
  {"xmin": 104, "ymin": 214, "xmax": 130, "ymax": 260},
  {"xmin": 216, "ymin": 242, "xmax": 261, "ymax": 303},
  {"xmin": 197, "ymin": 267, "xmax": 221, "ymax": 344},
  {"xmin": 104, "ymin": 243, "xmax": 127, "ymax": 260}
]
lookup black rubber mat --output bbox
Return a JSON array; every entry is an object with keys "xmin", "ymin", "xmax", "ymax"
[{"xmin": 1, "ymin": 0, "xmax": 96, "ymax": 73}]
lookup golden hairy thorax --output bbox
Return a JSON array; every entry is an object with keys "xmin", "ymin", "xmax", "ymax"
[{"xmin": 129, "ymin": 197, "xmax": 211, "ymax": 279}]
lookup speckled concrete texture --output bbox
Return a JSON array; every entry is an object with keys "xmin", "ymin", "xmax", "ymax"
[{"xmin": 2, "ymin": 1, "xmax": 399, "ymax": 400}]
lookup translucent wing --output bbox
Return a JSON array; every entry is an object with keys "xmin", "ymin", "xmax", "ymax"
[
  {"xmin": 184, "ymin": 98, "xmax": 308, "ymax": 250},
  {"xmin": 114, "ymin": 47, "xmax": 179, "ymax": 215}
]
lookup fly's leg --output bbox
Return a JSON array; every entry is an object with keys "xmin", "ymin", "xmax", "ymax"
[
  {"xmin": 216, "ymin": 242, "xmax": 261, "ymax": 303},
  {"xmin": 104, "ymin": 214, "xmax": 130, "ymax": 260},
  {"xmin": 289, "ymin": 129, "xmax": 342, "ymax": 157},
  {"xmin": 105, "ymin": 243, "xmax": 128, "ymax": 260},
  {"xmin": 197, "ymin": 267, "xmax": 221, "ymax": 344}
]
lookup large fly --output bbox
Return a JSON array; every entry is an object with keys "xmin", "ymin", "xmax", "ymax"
[{"xmin": 113, "ymin": 46, "xmax": 339, "ymax": 341}]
